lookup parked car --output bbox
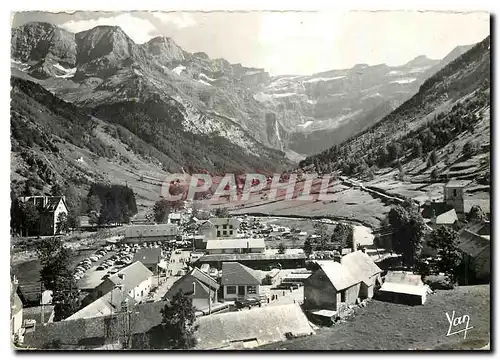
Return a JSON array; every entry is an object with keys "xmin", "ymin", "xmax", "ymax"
[
  {"xmin": 109, "ymin": 269, "xmax": 119, "ymax": 275},
  {"xmin": 209, "ymin": 269, "xmax": 218, "ymax": 278},
  {"xmin": 235, "ymin": 298, "xmax": 262, "ymax": 309},
  {"xmin": 89, "ymin": 256, "xmax": 99, "ymax": 262},
  {"xmin": 96, "ymin": 265, "xmax": 107, "ymax": 271},
  {"xmin": 101, "ymin": 274, "xmax": 110, "ymax": 280}
]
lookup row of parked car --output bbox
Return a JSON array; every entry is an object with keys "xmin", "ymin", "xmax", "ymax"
[{"xmin": 73, "ymin": 248, "xmax": 110, "ymax": 281}]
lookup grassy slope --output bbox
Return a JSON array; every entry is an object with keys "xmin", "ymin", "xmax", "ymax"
[{"xmin": 260, "ymin": 285, "xmax": 490, "ymax": 350}]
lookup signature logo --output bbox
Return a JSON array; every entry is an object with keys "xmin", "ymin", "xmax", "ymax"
[{"xmin": 445, "ymin": 311, "xmax": 473, "ymax": 339}]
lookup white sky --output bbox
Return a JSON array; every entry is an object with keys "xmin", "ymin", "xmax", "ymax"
[{"xmin": 12, "ymin": 10, "xmax": 490, "ymax": 75}]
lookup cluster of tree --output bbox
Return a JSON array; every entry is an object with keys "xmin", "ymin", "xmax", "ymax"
[
  {"xmin": 87, "ymin": 183, "xmax": 137, "ymax": 225},
  {"xmin": 144, "ymin": 290, "xmax": 197, "ymax": 349},
  {"xmin": 386, "ymin": 200, "xmax": 425, "ymax": 268},
  {"xmin": 36, "ymin": 237, "xmax": 81, "ymax": 321},
  {"xmin": 152, "ymin": 199, "xmax": 185, "ymax": 223},
  {"xmin": 301, "ymin": 221, "xmax": 355, "ymax": 257},
  {"xmin": 426, "ymin": 226, "xmax": 462, "ymax": 282},
  {"xmin": 91, "ymin": 99, "xmax": 286, "ymax": 174},
  {"xmin": 467, "ymin": 205, "xmax": 486, "ymax": 223},
  {"xmin": 298, "ymin": 83, "xmax": 489, "ymax": 178},
  {"xmin": 11, "ymin": 77, "xmax": 112, "ymax": 159},
  {"xmin": 331, "ymin": 223, "xmax": 354, "ymax": 250}
]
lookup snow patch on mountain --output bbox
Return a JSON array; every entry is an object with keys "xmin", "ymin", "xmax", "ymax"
[
  {"xmin": 172, "ymin": 65, "xmax": 186, "ymax": 75},
  {"xmin": 298, "ymin": 120, "xmax": 314, "ymax": 128},
  {"xmin": 198, "ymin": 79, "xmax": 212, "ymax": 86},
  {"xmin": 387, "ymin": 70, "xmax": 403, "ymax": 76},
  {"xmin": 199, "ymin": 73, "xmax": 216, "ymax": 82},
  {"xmin": 302, "ymin": 76, "xmax": 345, "ymax": 84},
  {"xmin": 53, "ymin": 63, "xmax": 76, "ymax": 78},
  {"xmin": 363, "ymin": 92, "xmax": 383, "ymax": 99},
  {"xmin": 272, "ymin": 92, "xmax": 297, "ymax": 98},
  {"xmin": 409, "ymin": 66, "xmax": 432, "ymax": 74},
  {"xmin": 390, "ymin": 78, "xmax": 417, "ymax": 84}
]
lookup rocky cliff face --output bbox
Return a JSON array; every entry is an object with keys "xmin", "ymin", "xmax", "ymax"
[{"xmin": 11, "ymin": 21, "xmax": 474, "ymax": 164}]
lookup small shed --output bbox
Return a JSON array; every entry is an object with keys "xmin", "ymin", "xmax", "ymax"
[{"xmin": 377, "ymin": 271, "xmax": 428, "ymax": 305}]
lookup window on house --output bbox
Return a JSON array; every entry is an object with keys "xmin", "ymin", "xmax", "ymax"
[
  {"xmin": 247, "ymin": 286, "xmax": 257, "ymax": 294},
  {"xmin": 227, "ymin": 286, "xmax": 236, "ymax": 294},
  {"xmin": 229, "ymin": 225, "xmax": 233, "ymax": 230},
  {"xmin": 341, "ymin": 291, "xmax": 346, "ymax": 303},
  {"xmin": 223, "ymin": 224, "xmax": 227, "ymax": 229},
  {"xmin": 217, "ymin": 231, "xmax": 221, "ymax": 237},
  {"xmin": 141, "ymin": 290, "xmax": 144, "ymax": 297},
  {"xmin": 453, "ymin": 189, "xmax": 458, "ymax": 197}
]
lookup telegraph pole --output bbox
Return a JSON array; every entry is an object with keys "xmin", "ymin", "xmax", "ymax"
[
  {"xmin": 40, "ymin": 282, "xmax": 44, "ymax": 325},
  {"xmin": 208, "ymin": 283, "xmax": 211, "ymax": 315}
]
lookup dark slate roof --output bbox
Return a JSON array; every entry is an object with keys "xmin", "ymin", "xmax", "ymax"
[
  {"xmin": 197, "ymin": 253, "xmax": 306, "ymax": 263},
  {"xmin": 17, "ymin": 283, "xmax": 46, "ymax": 306},
  {"xmin": 132, "ymin": 248, "xmax": 162, "ymax": 265},
  {"xmin": 44, "ymin": 197, "xmax": 66, "ymax": 212},
  {"xmin": 221, "ymin": 262, "xmax": 261, "ymax": 286},
  {"xmin": 457, "ymin": 229, "xmax": 490, "ymax": 258},
  {"xmin": 466, "ymin": 221, "xmax": 491, "ymax": 236},
  {"xmin": 421, "ymin": 202, "xmax": 454, "ymax": 219},
  {"xmin": 23, "ymin": 301, "xmax": 168, "ymax": 349}
]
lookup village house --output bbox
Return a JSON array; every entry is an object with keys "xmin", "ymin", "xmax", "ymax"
[
  {"xmin": 457, "ymin": 226, "xmax": 490, "ymax": 285},
  {"xmin": 132, "ymin": 248, "xmax": 162, "ymax": 274},
  {"xmin": 164, "ymin": 268, "xmax": 219, "ymax": 311},
  {"xmin": 22, "ymin": 301, "xmax": 168, "ymax": 349},
  {"xmin": 205, "ymin": 238, "xmax": 266, "ymax": 255},
  {"xmin": 378, "ymin": 271, "xmax": 428, "ymax": 305},
  {"xmin": 220, "ymin": 262, "xmax": 262, "ymax": 301},
  {"xmin": 66, "ymin": 287, "xmax": 135, "ymax": 321},
  {"xmin": 167, "ymin": 212, "xmax": 182, "ymax": 225},
  {"xmin": 195, "ymin": 252, "xmax": 307, "ymax": 270},
  {"xmin": 20, "ymin": 196, "xmax": 69, "ymax": 236},
  {"xmin": 421, "ymin": 201, "xmax": 459, "ymax": 230},
  {"xmin": 16, "ymin": 282, "xmax": 53, "ymax": 309},
  {"xmin": 303, "ymin": 260, "xmax": 360, "ymax": 313},
  {"xmin": 341, "ymin": 250, "xmax": 383, "ymax": 299},
  {"xmin": 124, "ymin": 224, "xmax": 179, "ymax": 244},
  {"xmin": 199, "ymin": 218, "xmax": 241, "ymax": 240},
  {"xmin": 91, "ymin": 262, "xmax": 153, "ymax": 305},
  {"xmin": 195, "ymin": 303, "xmax": 314, "ymax": 349}
]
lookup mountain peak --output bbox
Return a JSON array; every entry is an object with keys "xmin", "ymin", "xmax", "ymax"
[
  {"xmin": 404, "ymin": 54, "xmax": 436, "ymax": 68},
  {"xmin": 143, "ymin": 36, "xmax": 184, "ymax": 63}
]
